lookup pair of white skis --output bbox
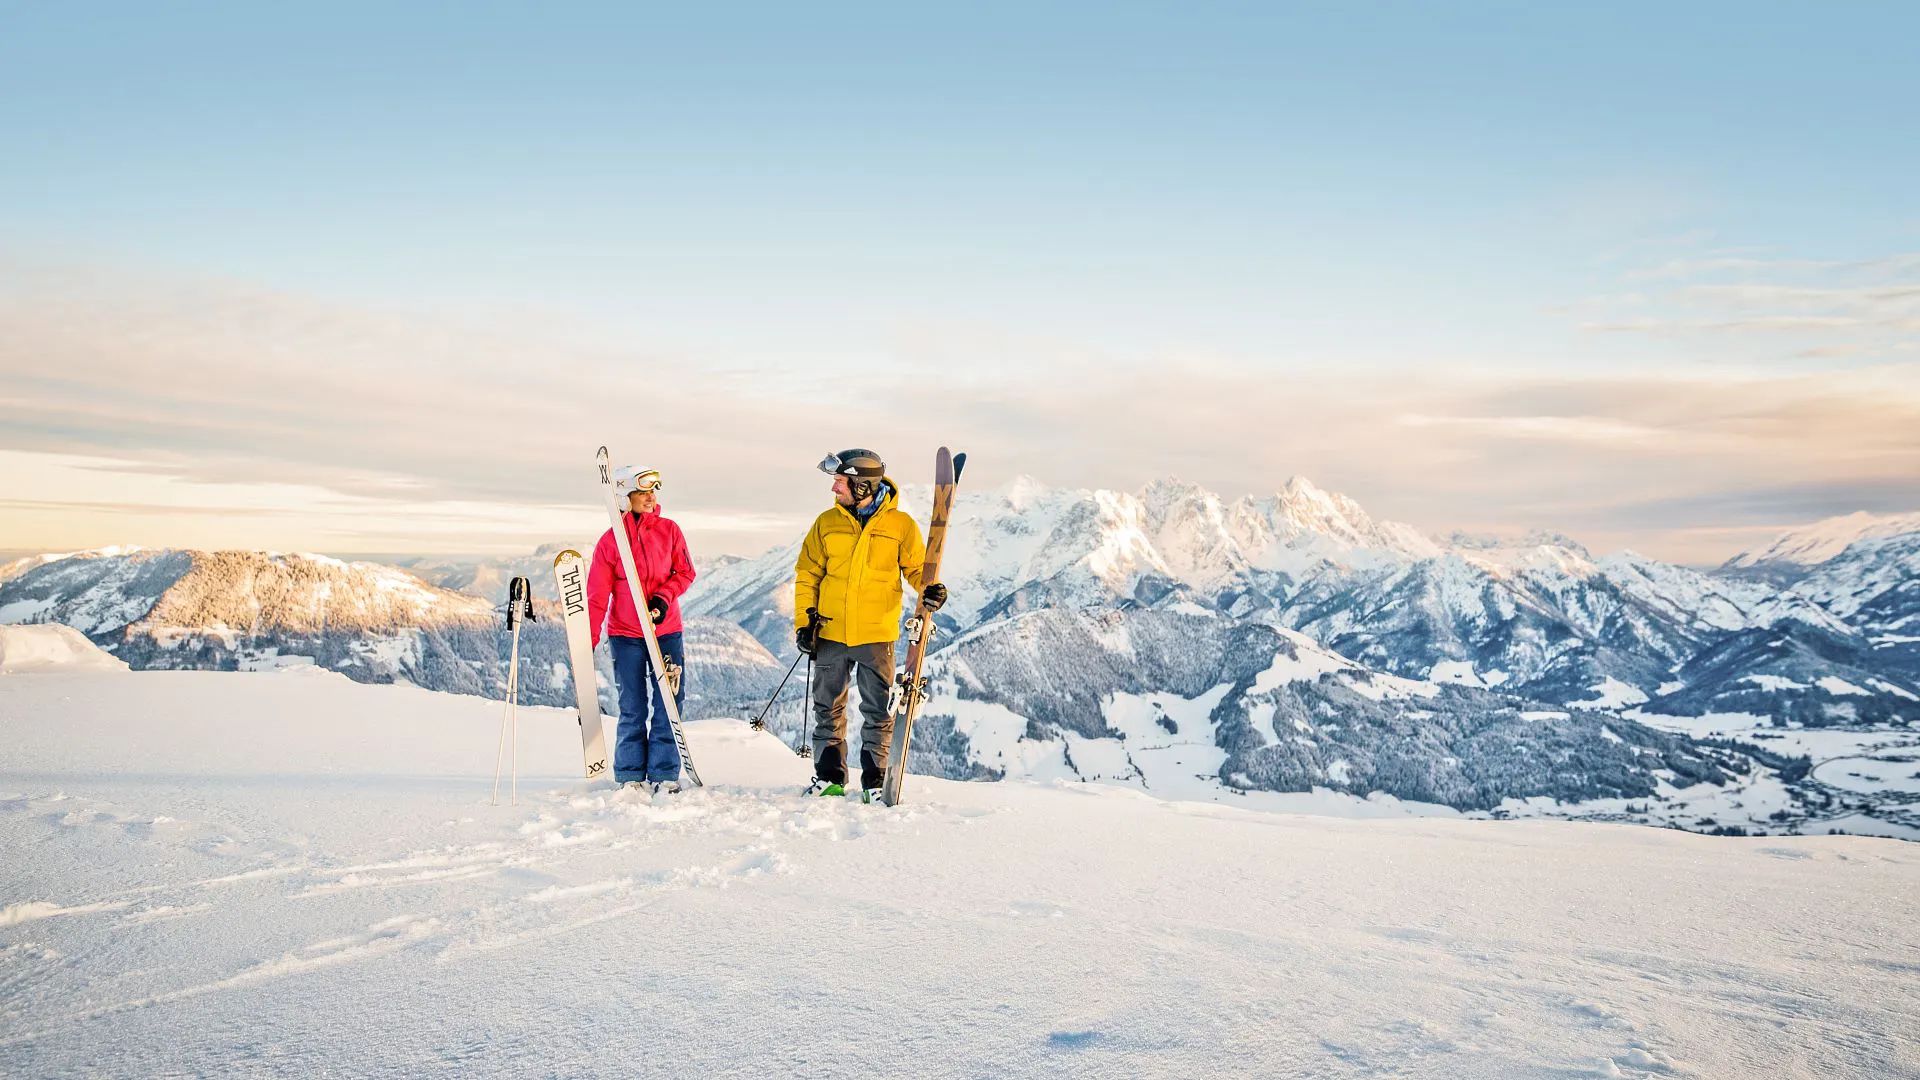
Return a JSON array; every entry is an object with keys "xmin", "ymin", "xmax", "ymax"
[{"xmin": 548, "ymin": 446, "xmax": 700, "ymax": 788}]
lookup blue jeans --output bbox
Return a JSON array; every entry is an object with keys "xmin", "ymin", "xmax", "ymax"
[{"xmin": 609, "ymin": 632, "xmax": 685, "ymax": 783}]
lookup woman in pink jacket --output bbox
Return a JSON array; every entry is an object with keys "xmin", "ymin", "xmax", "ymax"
[{"xmin": 587, "ymin": 466, "xmax": 697, "ymax": 791}]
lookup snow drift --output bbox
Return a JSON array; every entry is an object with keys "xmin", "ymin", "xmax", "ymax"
[{"xmin": 0, "ymin": 624, "xmax": 130, "ymax": 673}]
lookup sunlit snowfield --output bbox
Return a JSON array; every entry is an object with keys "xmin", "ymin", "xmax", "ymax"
[{"xmin": 2, "ymin": 661, "xmax": 1916, "ymax": 1079}]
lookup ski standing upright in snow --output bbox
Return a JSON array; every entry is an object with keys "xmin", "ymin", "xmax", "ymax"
[
  {"xmin": 595, "ymin": 446, "xmax": 702, "ymax": 788},
  {"xmin": 882, "ymin": 446, "xmax": 965, "ymax": 806},
  {"xmin": 551, "ymin": 549, "xmax": 611, "ymax": 780}
]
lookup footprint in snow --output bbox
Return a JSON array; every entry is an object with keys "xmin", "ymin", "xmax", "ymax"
[
  {"xmin": 1374, "ymin": 925, "xmax": 1447, "ymax": 945},
  {"xmin": 1045, "ymin": 1030, "xmax": 1104, "ymax": 1050},
  {"xmin": 1593, "ymin": 1042, "xmax": 1680, "ymax": 1076},
  {"xmin": 1564, "ymin": 999, "xmax": 1637, "ymax": 1031}
]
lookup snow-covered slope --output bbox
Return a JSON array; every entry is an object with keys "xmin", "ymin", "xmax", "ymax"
[
  {"xmin": 1725, "ymin": 509, "xmax": 1920, "ymax": 578},
  {"xmin": 1790, "ymin": 531, "xmax": 1920, "ymax": 670},
  {"xmin": 1653, "ymin": 621, "xmax": 1920, "ymax": 726},
  {"xmin": 1, "ymin": 667, "xmax": 1914, "ymax": 1078},
  {"xmin": 0, "ymin": 547, "xmax": 146, "ymax": 587},
  {"xmin": 1681, "ymin": 511, "xmax": 1920, "ymax": 707},
  {"xmin": 1599, "ymin": 550, "xmax": 1846, "ymax": 636},
  {"xmin": 0, "ymin": 624, "xmax": 130, "ymax": 673}
]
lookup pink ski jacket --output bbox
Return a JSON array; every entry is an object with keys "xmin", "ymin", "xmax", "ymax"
[{"xmin": 588, "ymin": 507, "xmax": 696, "ymax": 646}]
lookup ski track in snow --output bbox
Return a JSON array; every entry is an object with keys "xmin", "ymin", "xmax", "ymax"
[{"xmin": 2, "ymin": 672, "xmax": 1917, "ymax": 1078}]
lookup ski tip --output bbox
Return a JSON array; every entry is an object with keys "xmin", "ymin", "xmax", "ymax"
[
  {"xmin": 953, "ymin": 451, "xmax": 967, "ymax": 482},
  {"xmin": 553, "ymin": 548, "xmax": 583, "ymax": 566}
]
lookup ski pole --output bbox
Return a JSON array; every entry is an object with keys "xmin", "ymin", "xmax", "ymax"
[
  {"xmin": 508, "ymin": 621, "xmax": 520, "ymax": 804},
  {"xmin": 749, "ymin": 651, "xmax": 805, "ymax": 731},
  {"xmin": 795, "ymin": 651, "xmax": 813, "ymax": 759},
  {"xmin": 492, "ymin": 578, "xmax": 533, "ymax": 805},
  {"xmin": 787, "ymin": 607, "xmax": 826, "ymax": 757},
  {"xmin": 493, "ymin": 617, "xmax": 522, "ymax": 804}
]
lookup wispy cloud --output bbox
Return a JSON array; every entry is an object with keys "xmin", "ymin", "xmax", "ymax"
[
  {"xmin": 1394, "ymin": 414, "xmax": 1661, "ymax": 443},
  {"xmin": 1580, "ymin": 315, "xmax": 1874, "ymax": 334},
  {"xmin": 1626, "ymin": 252, "xmax": 1920, "ymax": 281},
  {"xmin": 1570, "ymin": 247, "xmax": 1920, "ymax": 362},
  {"xmin": 1681, "ymin": 283, "xmax": 1920, "ymax": 315},
  {"xmin": 3, "ymin": 259, "xmax": 1917, "ymax": 565}
]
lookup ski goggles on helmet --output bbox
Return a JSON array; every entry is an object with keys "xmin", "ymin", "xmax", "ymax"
[
  {"xmin": 615, "ymin": 467, "xmax": 663, "ymax": 495},
  {"xmin": 818, "ymin": 450, "xmax": 884, "ymax": 478}
]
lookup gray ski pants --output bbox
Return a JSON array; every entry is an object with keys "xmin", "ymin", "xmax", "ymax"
[{"xmin": 809, "ymin": 638, "xmax": 896, "ymax": 789}]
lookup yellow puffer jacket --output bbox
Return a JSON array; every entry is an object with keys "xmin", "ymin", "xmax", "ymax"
[{"xmin": 793, "ymin": 480, "xmax": 928, "ymax": 647}]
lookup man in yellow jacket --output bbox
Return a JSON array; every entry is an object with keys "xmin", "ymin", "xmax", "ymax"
[{"xmin": 795, "ymin": 448, "xmax": 948, "ymax": 800}]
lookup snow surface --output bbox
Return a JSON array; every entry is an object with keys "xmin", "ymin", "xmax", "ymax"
[
  {"xmin": 0, "ymin": 599, "xmax": 55, "ymax": 623},
  {"xmin": 1570, "ymin": 677, "xmax": 1650, "ymax": 709},
  {"xmin": 1426, "ymin": 660, "xmax": 1483, "ymax": 686},
  {"xmin": 2, "ymin": 669, "xmax": 1918, "ymax": 1078},
  {"xmin": 0, "ymin": 625, "xmax": 129, "ymax": 674},
  {"xmin": 1627, "ymin": 710, "xmax": 1920, "ymax": 762},
  {"xmin": 1871, "ymin": 679, "xmax": 1920, "ymax": 702},
  {"xmin": 1814, "ymin": 757, "xmax": 1920, "ymax": 796},
  {"xmin": 1250, "ymin": 632, "xmax": 1353, "ymax": 692},
  {"xmin": 1098, "ymin": 686, "xmax": 1234, "ymax": 800}
]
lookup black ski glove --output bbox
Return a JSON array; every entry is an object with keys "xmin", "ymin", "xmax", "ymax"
[
  {"xmin": 647, "ymin": 595, "xmax": 669, "ymax": 625},
  {"xmin": 795, "ymin": 625, "xmax": 817, "ymax": 656},
  {"xmin": 921, "ymin": 582, "xmax": 948, "ymax": 613}
]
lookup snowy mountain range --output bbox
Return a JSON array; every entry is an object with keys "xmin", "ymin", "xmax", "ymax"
[
  {"xmin": 0, "ymin": 548, "xmax": 785, "ymax": 720},
  {"xmin": 687, "ymin": 475, "xmax": 1918, "ymax": 720},
  {"xmin": 3, "ymin": 477, "xmax": 1915, "ymax": 836}
]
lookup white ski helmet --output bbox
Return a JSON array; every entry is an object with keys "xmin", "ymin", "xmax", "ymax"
[{"xmin": 613, "ymin": 466, "xmax": 663, "ymax": 499}]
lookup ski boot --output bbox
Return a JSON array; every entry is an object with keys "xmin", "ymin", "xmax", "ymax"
[
  {"xmin": 653, "ymin": 779, "xmax": 682, "ymax": 796},
  {"xmin": 860, "ymin": 788, "xmax": 884, "ymax": 805},
  {"xmin": 803, "ymin": 777, "xmax": 846, "ymax": 798}
]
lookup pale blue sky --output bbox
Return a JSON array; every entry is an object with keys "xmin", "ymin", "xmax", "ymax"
[{"xmin": 2, "ymin": 2, "xmax": 1917, "ymax": 562}]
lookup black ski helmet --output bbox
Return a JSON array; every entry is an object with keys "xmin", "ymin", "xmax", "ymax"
[{"xmin": 819, "ymin": 448, "xmax": 885, "ymax": 501}]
